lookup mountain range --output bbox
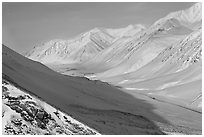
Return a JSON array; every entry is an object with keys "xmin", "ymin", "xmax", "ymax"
[{"xmin": 3, "ymin": 3, "xmax": 202, "ymax": 135}]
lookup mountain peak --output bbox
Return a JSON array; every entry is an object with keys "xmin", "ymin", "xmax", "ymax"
[
  {"xmin": 154, "ymin": 3, "xmax": 201, "ymax": 29},
  {"xmin": 89, "ymin": 27, "xmax": 102, "ymax": 33},
  {"xmin": 191, "ymin": 2, "xmax": 202, "ymax": 11}
]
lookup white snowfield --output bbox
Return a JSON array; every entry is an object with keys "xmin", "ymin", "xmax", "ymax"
[{"xmin": 3, "ymin": 3, "xmax": 202, "ymax": 135}]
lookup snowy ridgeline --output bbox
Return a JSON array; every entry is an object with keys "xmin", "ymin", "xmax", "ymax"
[{"xmin": 2, "ymin": 79, "xmax": 100, "ymax": 135}]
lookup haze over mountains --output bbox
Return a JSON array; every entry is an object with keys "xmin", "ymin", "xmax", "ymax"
[{"xmin": 3, "ymin": 3, "xmax": 202, "ymax": 135}]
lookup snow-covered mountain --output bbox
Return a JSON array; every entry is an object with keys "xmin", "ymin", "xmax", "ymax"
[
  {"xmin": 25, "ymin": 25, "xmax": 145, "ymax": 64},
  {"xmin": 154, "ymin": 2, "xmax": 201, "ymax": 30},
  {"xmin": 25, "ymin": 3, "xmax": 202, "ymax": 68},
  {"xmin": 25, "ymin": 28, "xmax": 114, "ymax": 64},
  {"xmin": 82, "ymin": 3, "xmax": 202, "ymax": 110},
  {"xmin": 3, "ymin": 2, "xmax": 202, "ymax": 135},
  {"xmin": 101, "ymin": 28, "xmax": 202, "ymax": 110},
  {"xmin": 24, "ymin": 3, "xmax": 202, "ymax": 111},
  {"xmin": 78, "ymin": 3, "xmax": 201, "ymax": 77}
]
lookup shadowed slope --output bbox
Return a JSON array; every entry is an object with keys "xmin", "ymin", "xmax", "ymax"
[{"xmin": 2, "ymin": 45, "xmax": 166, "ymax": 134}]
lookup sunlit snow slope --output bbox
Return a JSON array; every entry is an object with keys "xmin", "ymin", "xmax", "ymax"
[{"xmin": 25, "ymin": 25, "xmax": 145, "ymax": 65}]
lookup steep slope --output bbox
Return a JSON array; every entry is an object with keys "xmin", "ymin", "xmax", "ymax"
[
  {"xmin": 103, "ymin": 28, "xmax": 201, "ymax": 105},
  {"xmin": 3, "ymin": 45, "xmax": 167, "ymax": 134},
  {"xmin": 75, "ymin": 4, "xmax": 200, "ymax": 78},
  {"xmin": 25, "ymin": 28, "xmax": 114, "ymax": 64},
  {"xmin": 85, "ymin": 34, "xmax": 185, "ymax": 77},
  {"xmin": 99, "ymin": 28, "xmax": 201, "ymax": 83},
  {"xmin": 154, "ymin": 3, "xmax": 201, "ymax": 30},
  {"xmin": 25, "ymin": 24, "xmax": 146, "ymax": 65},
  {"xmin": 25, "ymin": 3, "xmax": 201, "ymax": 75},
  {"xmin": 2, "ymin": 79, "xmax": 99, "ymax": 135}
]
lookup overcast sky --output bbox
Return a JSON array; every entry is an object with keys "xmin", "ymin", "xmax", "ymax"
[{"xmin": 2, "ymin": 2, "xmax": 195, "ymax": 54}]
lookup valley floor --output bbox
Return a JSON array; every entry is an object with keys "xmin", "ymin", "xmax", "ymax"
[{"xmin": 121, "ymin": 88, "xmax": 202, "ymax": 134}]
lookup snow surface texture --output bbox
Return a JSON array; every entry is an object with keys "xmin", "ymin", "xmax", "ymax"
[{"xmin": 2, "ymin": 79, "xmax": 100, "ymax": 135}]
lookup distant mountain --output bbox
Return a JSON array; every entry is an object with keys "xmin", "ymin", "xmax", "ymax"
[
  {"xmin": 84, "ymin": 3, "xmax": 202, "ymax": 110},
  {"xmin": 25, "ymin": 25, "xmax": 145, "ymax": 64},
  {"xmin": 26, "ymin": 3, "xmax": 202, "ymax": 67},
  {"xmin": 101, "ymin": 28, "xmax": 202, "ymax": 110},
  {"xmin": 80, "ymin": 3, "xmax": 201, "ymax": 76},
  {"xmin": 25, "ymin": 28, "xmax": 114, "ymax": 64},
  {"xmin": 154, "ymin": 2, "xmax": 201, "ymax": 30},
  {"xmin": 24, "ymin": 3, "xmax": 202, "ymax": 110}
]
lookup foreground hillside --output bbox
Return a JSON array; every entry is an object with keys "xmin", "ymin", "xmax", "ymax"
[
  {"xmin": 2, "ymin": 78, "xmax": 99, "ymax": 135},
  {"xmin": 3, "ymin": 45, "xmax": 167, "ymax": 134}
]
